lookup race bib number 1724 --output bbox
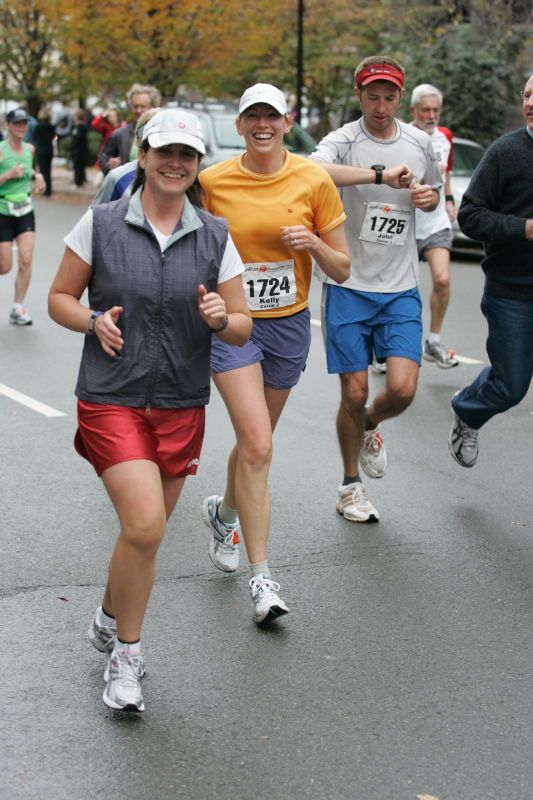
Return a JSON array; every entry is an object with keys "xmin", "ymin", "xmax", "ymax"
[{"xmin": 242, "ymin": 260, "xmax": 296, "ymax": 311}]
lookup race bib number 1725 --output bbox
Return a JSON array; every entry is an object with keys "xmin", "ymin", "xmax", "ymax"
[{"xmin": 359, "ymin": 202, "xmax": 412, "ymax": 246}]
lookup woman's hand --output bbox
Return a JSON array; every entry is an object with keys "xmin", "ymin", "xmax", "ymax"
[
  {"xmin": 94, "ymin": 306, "xmax": 124, "ymax": 356},
  {"xmin": 280, "ymin": 225, "xmax": 319, "ymax": 253},
  {"xmin": 198, "ymin": 284, "xmax": 227, "ymax": 330}
]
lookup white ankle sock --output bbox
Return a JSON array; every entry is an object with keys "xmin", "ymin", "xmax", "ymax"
[
  {"xmin": 250, "ymin": 561, "xmax": 270, "ymax": 579},
  {"xmin": 428, "ymin": 332, "xmax": 441, "ymax": 344},
  {"xmin": 115, "ymin": 639, "xmax": 142, "ymax": 658},
  {"xmin": 96, "ymin": 606, "xmax": 115, "ymax": 627}
]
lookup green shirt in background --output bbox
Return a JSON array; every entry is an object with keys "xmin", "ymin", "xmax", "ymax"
[{"xmin": 0, "ymin": 141, "xmax": 33, "ymax": 217}]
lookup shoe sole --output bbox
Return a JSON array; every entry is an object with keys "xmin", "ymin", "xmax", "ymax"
[
  {"xmin": 9, "ymin": 319, "xmax": 33, "ymax": 326},
  {"xmin": 448, "ymin": 406, "xmax": 477, "ymax": 468},
  {"xmin": 336, "ymin": 504, "xmax": 379, "ymax": 523},
  {"xmin": 102, "ymin": 690, "xmax": 145, "ymax": 712},
  {"xmin": 423, "ymin": 353, "xmax": 458, "ymax": 369},
  {"xmin": 202, "ymin": 496, "xmax": 239, "ymax": 573},
  {"xmin": 359, "ymin": 460, "xmax": 386, "ymax": 479},
  {"xmin": 254, "ymin": 605, "xmax": 289, "ymax": 625}
]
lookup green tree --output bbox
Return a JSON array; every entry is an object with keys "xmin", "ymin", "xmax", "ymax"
[{"xmin": 405, "ymin": 24, "xmax": 524, "ymax": 145}]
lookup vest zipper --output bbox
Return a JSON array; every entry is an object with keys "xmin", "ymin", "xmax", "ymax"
[{"xmin": 144, "ymin": 249, "xmax": 166, "ymax": 412}]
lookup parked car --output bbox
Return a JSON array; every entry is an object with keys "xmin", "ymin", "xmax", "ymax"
[
  {"xmin": 450, "ymin": 136, "xmax": 485, "ymax": 250},
  {"xmin": 168, "ymin": 101, "xmax": 317, "ymax": 168}
]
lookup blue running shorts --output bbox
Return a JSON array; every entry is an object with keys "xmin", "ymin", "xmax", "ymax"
[
  {"xmin": 210, "ymin": 308, "xmax": 311, "ymax": 389},
  {"xmin": 322, "ymin": 285, "xmax": 422, "ymax": 374}
]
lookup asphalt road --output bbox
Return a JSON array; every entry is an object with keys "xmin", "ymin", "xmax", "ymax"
[{"xmin": 1, "ymin": 195, "xmax": 532, "ymax": 800}]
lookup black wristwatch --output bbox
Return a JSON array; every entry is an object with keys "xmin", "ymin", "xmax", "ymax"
[
  {"xmin": 371, "ymin": 164, "xmax": 386, "ymax": 185},
  {"xmin": 87, "ymin": 310, "xmax": 104, "ymax": 334}
]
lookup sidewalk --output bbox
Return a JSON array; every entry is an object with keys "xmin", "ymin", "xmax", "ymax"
[{"xmin": 49, "ymin": 161, "xmax": 99, "ymax": 203}]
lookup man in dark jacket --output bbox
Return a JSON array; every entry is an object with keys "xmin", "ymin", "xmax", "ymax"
[
  {"xmin": 449, "ymin": 74, "xmax": 533, "ymax": 468},
  {"xmin": 100, "ymin": 83, "xmax": 161, "ymax": 175}
]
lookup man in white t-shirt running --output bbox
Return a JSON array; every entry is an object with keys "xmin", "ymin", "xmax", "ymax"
[
  {"xmin": 311, "ymin": 55, "xmax": 442, "ymax": 523},
  {"xmin": 411, "ymin": 83, "xmax": 459, "ymax": 369}
]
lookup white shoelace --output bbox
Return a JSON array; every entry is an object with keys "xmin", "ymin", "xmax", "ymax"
[
  {"xmin": 110, "ymin": 652, "xmax": 144, "ymax": 686},
  {"xmin": 341, "ymin": 483, "xmax": 371, "ymax": 508},
  {"xmin": 459, "ymin": 419, "xmax": 478, "ymax": 446},
  {"xmin": 363, "ymin": 430, "xmax": 383, "ymax": 454},
  {"xmin": 249, "ymin": 575, "xmax": 281, "ymax": 599}
]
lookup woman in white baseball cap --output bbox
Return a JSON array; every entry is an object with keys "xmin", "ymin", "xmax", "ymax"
[
  {"xmin": 199, "ymin": 84, "xmax": 350, "ymax": 624},
  {"xmin": 48, "ymin": 107, "xmax": 251, "ymax": 713}
]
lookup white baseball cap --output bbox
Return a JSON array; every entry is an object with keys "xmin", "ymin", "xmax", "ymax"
[
  {"xmin": 238, "ymin": 83, "xmax": 288, "ymax": 116},
  {"xmin": 141, "ymin": 108, "xmax": 206, "ymax": 155}
]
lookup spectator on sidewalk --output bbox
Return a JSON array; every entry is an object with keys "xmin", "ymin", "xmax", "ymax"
[
  {"xmin": 70, "ymin": 110, "xmax": 89, "ymax": 187},
  {"xmin": 100, "ymin": 84, "xmax": 160, "ymax": 175},
  {"xmin": 34, "ymin": 108, "xmax": 55, "ymax": 197},
  {"xmin": 91, "ymin": 108, "xmax": 121, "ymax": 183}
]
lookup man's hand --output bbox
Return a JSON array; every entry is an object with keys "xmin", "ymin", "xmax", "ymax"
[
  {"xmin": 526, "ymin": 219, "xmax": 533, "ymax": 241},
  {"xmin": 409, "ymin": 181, "xmax": 439, "ymax": 212},
  {"xmin": 446, "ymin": 200, "xmax": 457, "ymax": 222},
  {"xmin": 108, "ymin": 157, "xmax": 122, "ymax": 171},
  {"xmin": 383, "ymin": 163, "xmax": 414, "ymax": 189}
]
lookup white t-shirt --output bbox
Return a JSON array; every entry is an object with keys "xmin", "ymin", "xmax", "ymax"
[
  {"xmin": 64, "ymin": 208, "xmax": 244, "ymax": 284},
  {"xmin": 413, "ymin": 125, "xmax": 452, "ymax": 240},
  {"xmin": 311, "ymin": 118, "xmax": 442, "ymax": 292}
]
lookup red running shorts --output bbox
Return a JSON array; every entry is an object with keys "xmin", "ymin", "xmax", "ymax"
[{"xmin": 75, "ymin": 400, "xmax": 205, "ymax": 477}]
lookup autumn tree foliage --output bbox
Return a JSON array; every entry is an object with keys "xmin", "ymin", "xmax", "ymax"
[
  {"xmin": 0, "ymin": 0, "xmax": 64, "ymax": 115},
  {"xmin": 0, "ymin": 0, "xmax": 530, "ymax": 145}
]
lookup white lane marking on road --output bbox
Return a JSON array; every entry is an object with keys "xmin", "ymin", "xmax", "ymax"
[
  {"xmin": 311, "ymin": 317, "xmax": 484, "ymax": 364},
  {"xmin": 454, "ymin": 355, "xmax": 484, "ymax": 365},
  {"xmin": 0, "ymin": 383, "xmax": 66, "ymax": 417}
]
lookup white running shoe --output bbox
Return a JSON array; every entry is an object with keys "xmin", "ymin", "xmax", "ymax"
[
  {"xmin": 371, "ymin": 356, "xmax": 387, "ymax": 374},
  {"xmin": 9, "ymin": 305, "xmax": 32, "ymax": 326},
  {"xmin": 336, "ymin": 482, "xmax": 379, "ymax": 523},
  {"xmin": 201, "ymin": 495, "xmax": 240, "ymax": 572},
  {"xmin": 359, "ymin": 427, "xmax": 387, "ymax": 478},
  {"xmin": 103, "ymin": 651, "xmax": 145, "ymax": 683},
  {"xmin": 88, "ymin": 607, "xmax": 117, "ymax": 652},
  {"xmin": 103, "ymin": 646, "xmax": 146, "ymax": 712},
  {"xmin": 249, "ymin": 574, "xmax": 289, "ymax": 624}
]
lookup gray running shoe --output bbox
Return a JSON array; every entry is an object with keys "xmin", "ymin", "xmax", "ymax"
[
  {"xmin": 103, "ymin": 646, "xmax": 145, "ymax": 712},
  {"xmin": 9, "ymin": 305, "xmax": 32, "ymax": 326},
  {"xmin": 88, "ymin": 608, "xmax": 117, "ymax": 652},
  {"xmin": 249, "ymin": 574, "xmax": 289, "ymax": 624},
  {"xmin": 336, "ymin": 482, "xmax": 379, "ymax": 523},
  {"xmin": 423, "ymin": 339, "xmax": 459, "ymax": 369},
  {"xmin": 449, "ymin": 403, "xmax": 479, "ymax": 467},
  {"xmin": 359, "ymin": 427, "xmax": 387, "ymax": 478},
  {"xmin": 201, "ymin": 495, "xmax": 240, "ymax": 572}
]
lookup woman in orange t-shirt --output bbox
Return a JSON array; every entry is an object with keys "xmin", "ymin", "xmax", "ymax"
[{"xmin": 198, "ymin": 83, "xmax": 349, "ymax": 625}]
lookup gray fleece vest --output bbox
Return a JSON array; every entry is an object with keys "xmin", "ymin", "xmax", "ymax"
[{"xmin": 75, "ymin": 190, "xmax": 228, "ymax": 409}]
